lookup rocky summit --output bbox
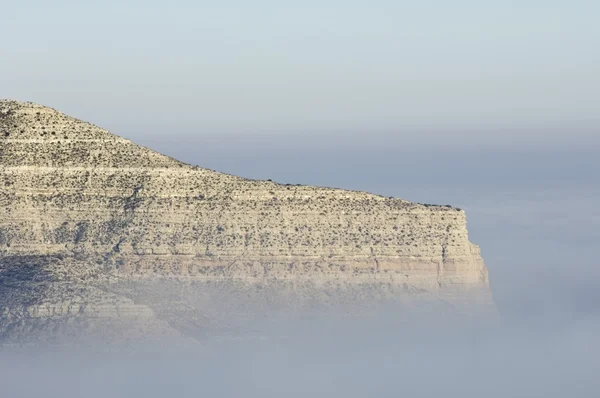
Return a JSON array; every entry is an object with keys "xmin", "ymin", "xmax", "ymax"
[{"xmin": 0, "ymin": 100, "xmax": 493, "ymax": 344}]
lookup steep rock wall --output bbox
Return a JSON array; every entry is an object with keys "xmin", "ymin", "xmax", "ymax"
[{"xmin": 0, "ymin": 100, "xmax": 493, "ymax": 340}]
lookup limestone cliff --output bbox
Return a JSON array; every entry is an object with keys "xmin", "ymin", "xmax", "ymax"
[{"xmin": 0, "ymin": 100, "xmax": 493, "ymax": 343}]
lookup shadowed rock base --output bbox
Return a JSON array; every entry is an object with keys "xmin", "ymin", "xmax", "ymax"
[{"xmin": 0, "ymin": 255, "xmax": 493, "ymax": 344}]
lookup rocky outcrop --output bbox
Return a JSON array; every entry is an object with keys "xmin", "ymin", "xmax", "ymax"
[{"xmin": 0, "ymin": 100, "xmax": 493, "ymax": 343}]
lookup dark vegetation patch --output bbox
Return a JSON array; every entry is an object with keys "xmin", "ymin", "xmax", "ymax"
[{"xmin": 0, "ymin": 109, "xmax": 13, "ymax": 120}]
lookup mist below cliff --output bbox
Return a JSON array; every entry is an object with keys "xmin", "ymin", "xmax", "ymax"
[{"xmin": 1, "ymin": 312, "xmax": 598, "ymax": 397}]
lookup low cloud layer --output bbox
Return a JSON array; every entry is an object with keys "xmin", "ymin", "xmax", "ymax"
[{"xmin": 2, "ymin": 311, "xmax": 598, "ymax": 397}]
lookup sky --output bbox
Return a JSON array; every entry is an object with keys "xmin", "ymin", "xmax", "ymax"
[{"xmin": 2, "ymin": 1, "xmax": 599, "ymax": 149}]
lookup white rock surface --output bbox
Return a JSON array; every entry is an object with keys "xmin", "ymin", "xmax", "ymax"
[{"xmin": 0, "ymin": 100, "xmax": 493, "ymax": 343}]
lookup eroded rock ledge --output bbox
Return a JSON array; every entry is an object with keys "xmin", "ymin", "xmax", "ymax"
[{"xmin": 0, "ymin": 100, "xmax": 493, "ymax": 343}]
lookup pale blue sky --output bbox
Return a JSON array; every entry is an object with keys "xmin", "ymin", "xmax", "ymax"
[{"xmin": 2, "ymin": 1, "xmax": 599, "ymax": 148}]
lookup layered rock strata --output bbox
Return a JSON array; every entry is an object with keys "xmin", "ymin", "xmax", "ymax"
[{"xmin": 0, "ymin": 100, "xmax": 493, "ymax": 342}]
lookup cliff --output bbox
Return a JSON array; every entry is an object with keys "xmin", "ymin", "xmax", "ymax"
[{"xmin": 0, "ymin": 100, "xmax": 493, "ymax": 343}]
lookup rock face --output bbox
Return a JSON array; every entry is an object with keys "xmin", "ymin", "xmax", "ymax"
[{"xmin": 0, "ymin": 100, "xmax": 493, "ymax": 343}]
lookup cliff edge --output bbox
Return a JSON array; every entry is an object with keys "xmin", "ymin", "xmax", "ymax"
[{"xmin": 0, "ymin": 100, "xmax": 493, "ymax": 343}]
